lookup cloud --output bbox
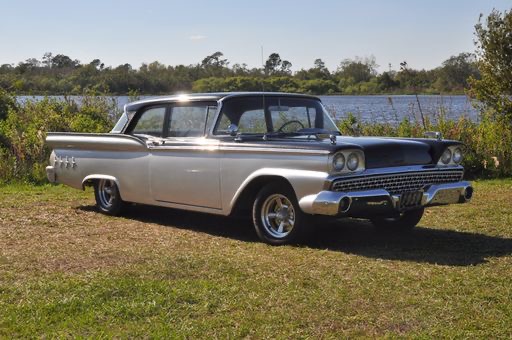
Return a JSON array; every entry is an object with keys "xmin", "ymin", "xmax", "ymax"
[{"xmin": 189, "ymin": 35, "xmax": 207, "ymax": 41}]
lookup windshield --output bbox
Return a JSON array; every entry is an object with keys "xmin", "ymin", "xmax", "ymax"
[{"xmin": 214, "ymin": 96, "xmax": 339, "ymax": 135}]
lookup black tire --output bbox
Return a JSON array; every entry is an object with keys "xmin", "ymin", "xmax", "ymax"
[
  {"xmin": 252, "ymin": 182, "xmax": 311, "ymax": 245},
  {"xmin": 370, "ymin": 207, "xmax": 424, "ymax": 231},
  {"xmin": 94, "ymin": 179, "xmax": 124, "ymax": 216}
]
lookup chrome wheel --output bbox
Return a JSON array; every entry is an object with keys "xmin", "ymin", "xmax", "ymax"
[
  {"xmin": 260, "ymin": 194, "xmax": 296, "ymax": 239},
  {"xmin": 97, "ymin": 179, "xmax": 116, "ymax": 208}
]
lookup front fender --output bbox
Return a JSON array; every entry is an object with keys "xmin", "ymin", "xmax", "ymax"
[{"xmin": 228, "ymin": 168, "xmax": 329, "ymax": 214}]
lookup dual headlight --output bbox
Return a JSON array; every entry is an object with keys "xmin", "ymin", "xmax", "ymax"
[
  {"xmin": 332, "ymin": 150, "xmax": 364, "ymax": 173},
  {"xmin": 439, "ymin": 146, "xmax": 463, "ymax": 165}
]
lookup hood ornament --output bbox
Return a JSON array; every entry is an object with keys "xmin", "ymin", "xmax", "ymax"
[{"xmin": 425, "ymin": 131, "xmax": 442, "ymax": 141}]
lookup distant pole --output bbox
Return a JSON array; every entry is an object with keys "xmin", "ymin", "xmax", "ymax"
[
  {"xmin": 400, "ymin": 61, "xmax": 426, "ymax": 130},
  {"xmin": 261, "ymin": 46, "xmax": 265, "ymax": 91}
]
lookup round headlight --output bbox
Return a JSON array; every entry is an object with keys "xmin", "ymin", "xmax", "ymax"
[
  {"xmin": 452, "ymin": 147, "xmax": 463, "ymax": 164},
  {"xmin": 441, "ymin": 149, "xmax": 452, "ymax": 164},
  {"xmin": 333, "ymin": 153, "xmax": 345, "ymax": 171},
  {"xmin": 347, "ymin": 153, "xmax": 359, "ymax": 171}
]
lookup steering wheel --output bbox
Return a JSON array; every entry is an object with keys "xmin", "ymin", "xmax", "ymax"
[{"xmin": 276, "ymin": 120, "xmax": 305, "ymax": 132}]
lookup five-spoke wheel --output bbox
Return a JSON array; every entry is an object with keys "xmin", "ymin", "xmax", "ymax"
[
  {"xmin": 94, "ymin": 179, "xmax": 124, "ymax": 215},
  {"xmin": 253, "ymin": 182, "xmax": 310, "ymax": 245}
]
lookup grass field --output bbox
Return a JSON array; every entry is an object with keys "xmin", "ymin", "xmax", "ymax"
[{"xmin": 1, "ymin": 179, "xmax": 511, "ymax": 338}]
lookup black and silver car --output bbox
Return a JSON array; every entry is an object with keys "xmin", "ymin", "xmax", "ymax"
[{"xmin": 46, "ymin": 92, "xmax": 473, "ymax": 245}]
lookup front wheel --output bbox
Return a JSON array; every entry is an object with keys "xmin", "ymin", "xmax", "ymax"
[
  {"xmin": 94, "ymin": 179, "xmax": 124, "ymax": 216},
  {"xmin": 252, "ymin": 183, "xmax": 310, "ymax": 245},
  {"xmin": 370, "ymin": 208, "xmax": 424, "ymax": 231}
]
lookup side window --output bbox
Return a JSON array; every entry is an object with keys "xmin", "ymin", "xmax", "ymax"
[
  {"xmin": 131, "ymin": 107, "xmax": 166, "ymax": 137},
  {"xmin": 169, "ymin": 105, "xmax": 213, "ymax": 137},
  {"xmin": 238, "ymin": 109, "xmax": 267, "ymax": 133},
  {"xmin": 205, "ymin": 106, "xmax": 218, "ymax": 134}
]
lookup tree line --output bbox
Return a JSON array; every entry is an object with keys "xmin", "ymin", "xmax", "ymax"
[{"xmin": 0, "ymin": 50, "xmax": 479, "ymax": 95}]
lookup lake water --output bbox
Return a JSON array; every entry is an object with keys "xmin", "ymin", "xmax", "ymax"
[
  {"xmin": 319, "ymin": 95, "xmax": 478, "ymax": 123},
  {"xmin": 17, "ymin": 94, "xmax": 479, "ymax": 124}
]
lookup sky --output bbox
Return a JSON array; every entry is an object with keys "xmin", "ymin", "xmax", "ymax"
[{"xmin": 0, "ymin": 0, "xmax": 510, "ymax": 72}]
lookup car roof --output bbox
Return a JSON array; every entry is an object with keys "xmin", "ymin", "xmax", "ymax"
[{"xmin": 124, "ymin": 92, "xmax": 320, "ymax": 112}]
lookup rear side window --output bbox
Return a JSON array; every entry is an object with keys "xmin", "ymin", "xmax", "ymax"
[
  {"xmin": 168, "ymin": 104, "xmax": 217, "ymax": 137},
  {"xmin": 131, "ymin": 107, "xmax": 166, "ymax": 137}
]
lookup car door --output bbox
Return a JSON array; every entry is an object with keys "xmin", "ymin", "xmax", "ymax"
[{"xmin": 148, "ymin": 102, "xmax": 222, "ymax": 209}]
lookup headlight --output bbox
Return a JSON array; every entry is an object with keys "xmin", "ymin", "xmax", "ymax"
[
  {"xmin": 440, "ymin": 149, "xmax": 452, "ymax": 164},
  {"xmin": 452, "ymin": 147, "xmax": 463, "ymax": 164},
  {"xmin": 347, "ymin": 153, "xmax": 359, "ymax": 171},
  {"xmin": 332, "ymin": 153, "xmax": 345, "ymax": 171}
]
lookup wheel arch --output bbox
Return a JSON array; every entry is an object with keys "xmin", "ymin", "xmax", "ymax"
[
  {"xmin": 82, "ymin": 174, "xmax": 121, "ymax": 193},
  {"xmin": 229, "ymin": 175, "xmax": 294, "ymax": 217},
  {"xmin": 228, "ymin": 168, "xmax": 328, "ymax": 216}
]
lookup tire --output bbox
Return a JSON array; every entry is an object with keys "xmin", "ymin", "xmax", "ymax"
[
  {"xmin": 370, "ymin": 207, "xmax": 424, "ymax": 231},
  {"xmin": 94, "ymin": 179, "xmax": 124, "ymax": 216},
  {"xmin": 252, "ymin": 182, "xmax": 310, "ymax": 245}
]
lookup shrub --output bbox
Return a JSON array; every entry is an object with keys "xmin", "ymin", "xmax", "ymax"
[
  {"xmin": 0, "ymin": 91, "xmax": 118, "ymax": 183},
  {"xmin": 336, "ymin": 111, "xmax": 510, "ymax": 178}
]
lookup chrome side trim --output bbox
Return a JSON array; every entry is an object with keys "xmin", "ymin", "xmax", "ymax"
[
  {"xmin": 299, "ymin": 181, "xmax": 473, "ymax": 216},
  {"xmin": 220, "ymin": 146, "xmax": 330, "ymax": 155},
  {"xmin": 46, "ymin": 133, "xmax": 147, "ymax": 151}
]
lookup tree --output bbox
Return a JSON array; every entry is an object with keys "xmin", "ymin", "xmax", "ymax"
[
  {"xmin": 90, "ymin": 59, "xmax": 105, "ymax": 70},
  {"xmin": 264, "ymin": 53, "xmax": 282, "ymax": 75},
  {"xmin": 280, "ymin": 60, "xmax": 292, "ymax": 75},
  {"xmin": 201, "ymin": 52, "xmax": 228, "ymax": 68},
  {"xmin": 314, "ymin": 58, "xmax": 326, "ymax": 70},
  {"xmin": 435, "ymin": 52, "xmax": 479, "ymax": 92},
  {"xmin": 377, "ymin": 71, "xmax": 399, "ymax": 91},
  {"xmin": 469, "ymin": 9, "xmax": 512, "ymax": 122},
  {"xmin": 42, "ymin": 52, "xmax": 53, "ymax": 68},
  {"xmin": 264, "ymin": 53, "xmax": 292, "ymax": 76},
  {"xmin": 51, "ymin": 54, "xmax": 80, "ymax": 69},
  {"xmin": 336, "ymin": 56, "xmax": 378, "ymax": 83},
  {"xmin": 201, "ymin": 51, "xmax": 229, "ymax": 77}
]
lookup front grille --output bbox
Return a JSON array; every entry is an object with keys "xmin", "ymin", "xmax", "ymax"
[{"xmin": 331, "ymin": 169, "xmax": 464, "ymax": 195}]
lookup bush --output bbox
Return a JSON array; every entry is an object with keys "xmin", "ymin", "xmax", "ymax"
[
  {"xmin": 0, "ymin": 91, "xmax": 118, "ymax": 183},
  {"xmin": 336, "ymin": 111, "xmax": 511, "ymax": 178}
]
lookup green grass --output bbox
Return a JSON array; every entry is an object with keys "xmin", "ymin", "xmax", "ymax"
[{"xmin": 1, "ymin": 180, "xmax": 512, "ymax": 338}]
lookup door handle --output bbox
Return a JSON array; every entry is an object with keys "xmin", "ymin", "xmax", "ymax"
[{"xmin": 150, "ymin": 140, "xmax": 166, "ymax": 146}]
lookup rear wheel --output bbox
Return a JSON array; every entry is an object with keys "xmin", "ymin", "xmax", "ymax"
[
  {"xmin": 252, "ymin": 182, "xmax": 310, "ymax": 245},
  {"xmin": 370, "ymin": 208, "xmax": 424, "ymax": 231},
  {"xmin": 94, "ymin": 179, "xmax": 124, "ymax": 215}
]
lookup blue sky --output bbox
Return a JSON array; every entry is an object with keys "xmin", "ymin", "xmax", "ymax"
[{"xmin": 1, "ymin": 0, "xmax": 510, "ymax": 72}]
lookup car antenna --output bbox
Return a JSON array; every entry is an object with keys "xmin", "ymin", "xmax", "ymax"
[{"xmin": 261, "ymin": 46, "xmax": 267, "ymax": 138}]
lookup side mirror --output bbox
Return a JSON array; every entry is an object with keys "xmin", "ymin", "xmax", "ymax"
[{"xmin": 227, "ymin": 124, "xmax": 239, "ymax": 136}]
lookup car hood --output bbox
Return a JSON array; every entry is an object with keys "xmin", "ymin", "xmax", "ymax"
[{"xmin": 334, "ymin": 136, "xmax": 433, "ymax": 168}]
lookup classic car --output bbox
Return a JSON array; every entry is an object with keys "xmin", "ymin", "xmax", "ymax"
[{"xmin": 46, "ymin": 92, "xmax": 473, "ymax": 245}]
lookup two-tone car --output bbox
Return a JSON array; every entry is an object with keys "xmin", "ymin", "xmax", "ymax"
[{"xmin": 46, "ymin": 92, "xmax": 473, "ymax": 245}]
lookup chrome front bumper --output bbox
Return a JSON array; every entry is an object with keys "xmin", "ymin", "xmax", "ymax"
[{"xmin": 299, "ymin": 181, "xmax": 473, "ymax": 217}]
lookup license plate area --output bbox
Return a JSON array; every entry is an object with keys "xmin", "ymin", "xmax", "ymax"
[{"xmin": 398, "ymin": 190, "xmax": 423, "ymax": 211}]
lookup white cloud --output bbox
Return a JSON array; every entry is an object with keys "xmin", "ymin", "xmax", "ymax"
[{"xmin": 189, "ymin": 35, "xmax": 207, "ymax": 41}]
